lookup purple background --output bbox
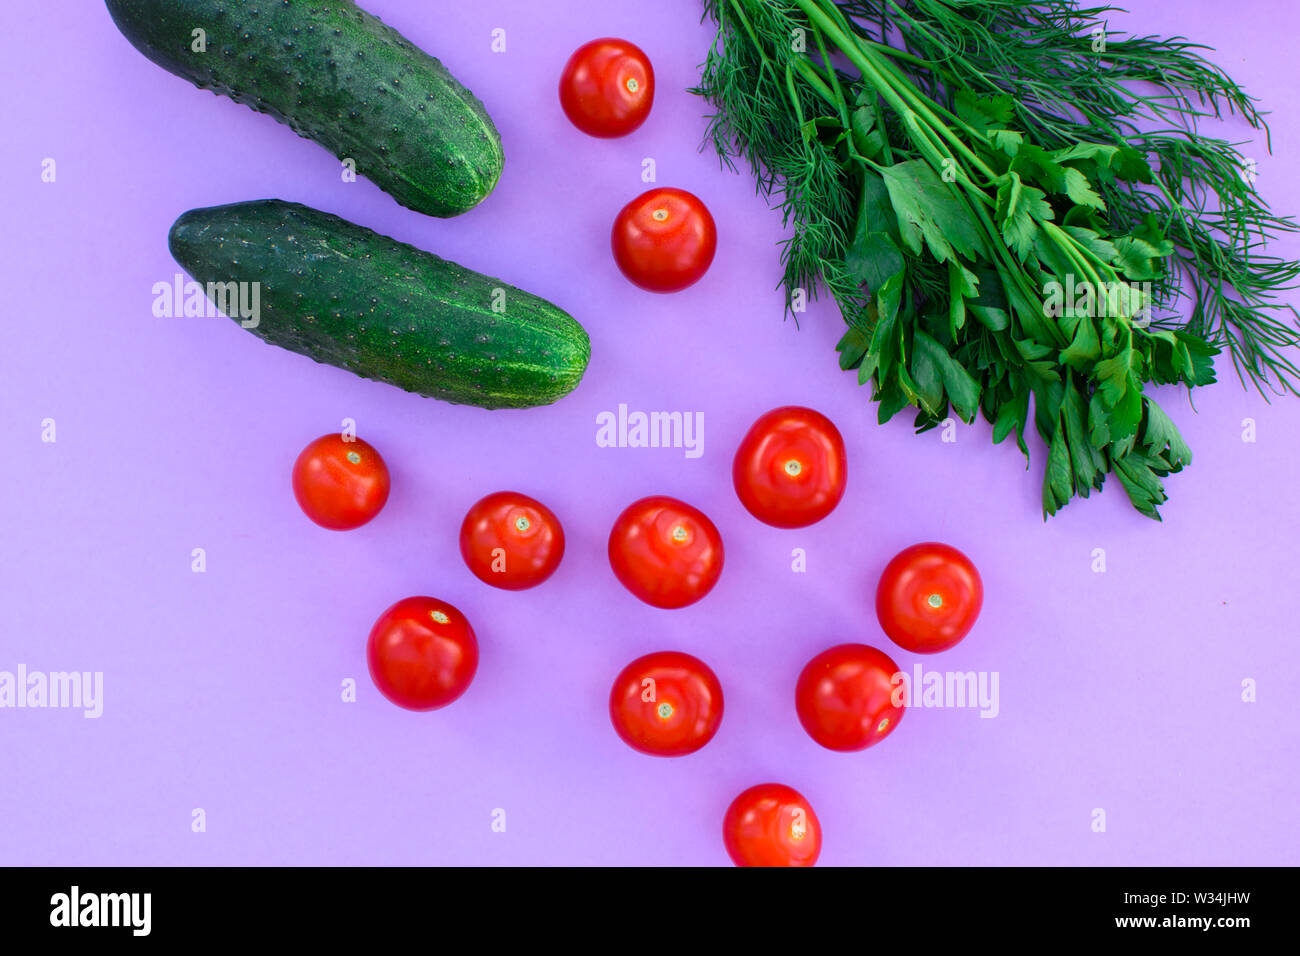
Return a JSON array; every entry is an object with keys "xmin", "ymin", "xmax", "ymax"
[{"xmin": 2, "ymin": 0, "xmax": 1297, "ymax": 866}]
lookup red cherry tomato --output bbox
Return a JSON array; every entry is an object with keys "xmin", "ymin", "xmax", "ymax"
[
  {"xmin": 367, "ymin": 597, "xmax": 478, "ymax": 711},
  {"xmin": 733, "ymin": 406, "xmax": 847, "ymax": 528},
  {"xmin": 291, "ymin": 433, "xmax": 390, "ymax": 530},
  {"xmin": 876, "ymin": 543, "xmax": 983, "ymax": 653},
  {"xmin": 608, "ymin": 496, "xmax": 724, "ymax": 609},
  {"xmin": 611, "ymin": 187, "xmax": 717, "ymax": 293},
  {"xmin": 796, "ymin": 643, "xmax": 905, "ymax": 751},
  {"xmin": 723, "ymin": 783, "xmax": 822, "ymax": 867},
  {"xmin": 559, "ymin": 37, "xmax": 654, "ymax": 138},
  {"xmin": 459, "ymin": 491, "xmax": 565, "ymax": 590},
  {"xmin": 609, "ymin": 651, "xmax": 724, "ymax": 757}
]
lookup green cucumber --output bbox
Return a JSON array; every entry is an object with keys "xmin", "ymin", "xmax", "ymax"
[
  {"xmin": 168, "ymin": 200, "xmax": 589, "ymax": 409},
  {"xmin": 105, "ymin": 0, "xmax": 503, "ymax": 217}
]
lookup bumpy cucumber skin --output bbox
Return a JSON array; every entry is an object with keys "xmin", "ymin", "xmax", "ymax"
[
  {"xmin": 168, "ymin": 200, "xmax": 590, "ymax": 409},
  {"xmin": 105, "ymin": 0, "xmax": 503, "ymax": 217}
]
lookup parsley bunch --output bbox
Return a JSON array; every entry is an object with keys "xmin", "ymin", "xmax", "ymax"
[{"xmin": 694, "ymin": 0, "xmax": 1300, "ymax": 519}]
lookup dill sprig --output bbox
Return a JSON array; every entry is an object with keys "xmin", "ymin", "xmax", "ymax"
[{"xmin": 696, "ymin": 0, "xmax": 866, "ymax": 315}]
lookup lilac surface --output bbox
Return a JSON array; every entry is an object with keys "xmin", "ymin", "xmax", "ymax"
[{"xmin": 1, "ymin": 0, "xmax": 1298, "ymax": 866}]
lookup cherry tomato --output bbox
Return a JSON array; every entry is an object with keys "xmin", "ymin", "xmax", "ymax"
[
  {"xmin": 608, "ymin": 495, "xmax": 724, "ymax": 609},
  {"xmin": 733, "ymin": 406, "xmax": 847, "ymax": 528},
  {"xmin": 723, "ymin": 783, "xmax": 822, "ymax": 867},
  {"xmin": 459, "ymin": 491, "xmax": 565, "ymax": 590},
  {"xmin": 611, "ymin": 187, "xmax": 717, "ymax": 293},
  {"xmin": 291, "ymin": 433, "xmax": 390, "ymax": 530},
  {"xmin": 367, "ymin": 597, "xmax": 478, "ymax": 711},
  {"xmin": 609, "ymin": 651, "xmax": 724, "ymax": 756},
  {"xmin": 796, "ymin": 643, "xmax": 905, "ymax": 751},
  {"xmin": 559, "ymin": 37, "xmax": 654, "ymax": 138},
  {"xmin": 876, "ymin": 542, "xmax": 983, "ymax": 653}
]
